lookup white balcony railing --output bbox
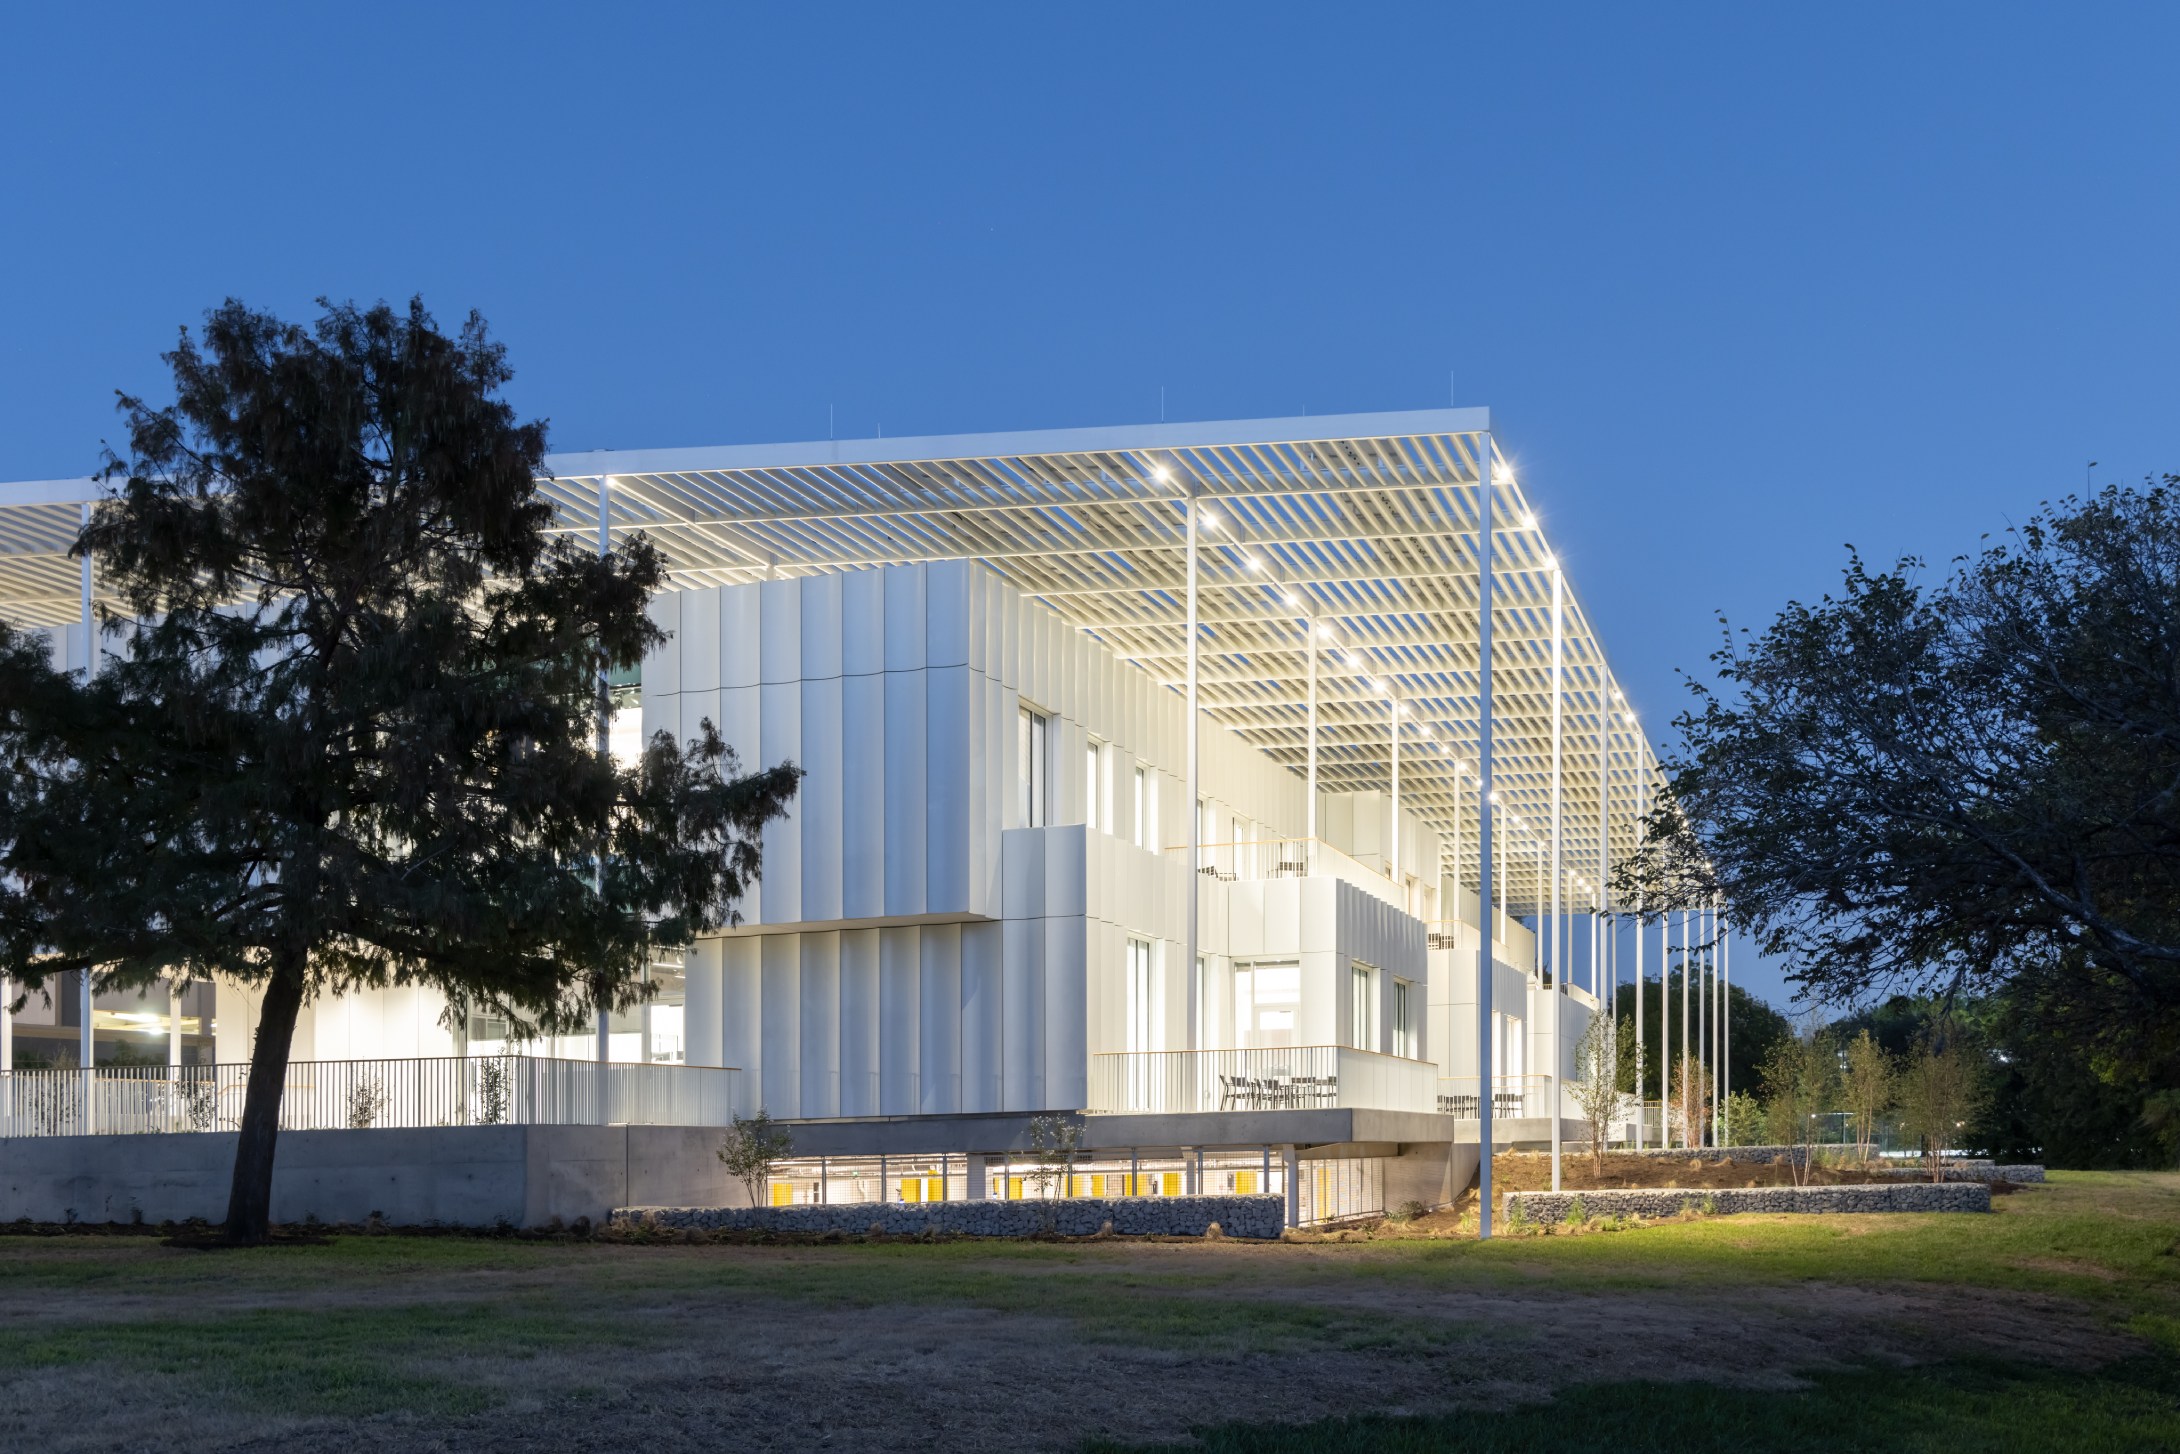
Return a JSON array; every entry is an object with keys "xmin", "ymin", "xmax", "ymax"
[
  {"xmin": 0, "ymin": 1054, "xmax": 741, "ymax": 1139},
  {"xmin": 1435, "ymin": 1074, "xmax": 1562, "ymax": 1120},
  {"xmin": 1088, "ymin": 1045, "xmax": 1438, "ymax": 1116},
  {"xmin": 1166, "ymin": 837, "xmax": 1417, "ymax": 914}
]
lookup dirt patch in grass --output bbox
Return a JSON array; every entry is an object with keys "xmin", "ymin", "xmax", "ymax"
[{"xmin": 0, "ymin": 1238, "xmax": 2155, "ymax": 1453}]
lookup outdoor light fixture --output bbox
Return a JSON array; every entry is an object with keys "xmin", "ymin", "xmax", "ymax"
[
  {"xmin": 1200, "ymin": 509, "xmax": 1221, "ymax": 530},
  {"xmin": 1245, "ymin": 554, "xmax": 1263, "ymax": 571},
  {"xmin": 1317, "ymin": 622, "xmax": 1337, "ymax": 641},
  {"xmin": 1151, "ymin": 464, "xmax": 1173, "ymax": 483},
  {"xmin": 1521, "ymin": 511, "xmax": 1538, "ymax": 531}
]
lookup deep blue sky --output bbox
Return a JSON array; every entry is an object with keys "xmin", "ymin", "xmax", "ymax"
[{"xmin": 6, "ymin": 4, "xmax": 2176, "ymax": 1008}]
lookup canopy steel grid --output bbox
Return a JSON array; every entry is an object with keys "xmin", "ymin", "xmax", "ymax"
[{"xmin": 0, "ymin": 409, "xmax": 1658, "ymax": 915}]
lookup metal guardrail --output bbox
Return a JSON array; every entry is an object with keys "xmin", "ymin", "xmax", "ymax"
[
  {"xmin": 1435, "ymin": 1074, "xmax": 1563, "ymax": 1119},
  {"xmin": 1087, "ymin": 1045, "xmax": 1438, "ymax": 1115},
  {"xmin": 0, "ymin": 1055, "xmax": 741, "ymax": 1138}
]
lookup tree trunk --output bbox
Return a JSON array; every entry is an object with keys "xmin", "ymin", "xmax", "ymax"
[{"xmin": 223, "ymin": 947, "xmax": 307, "ymax": 1242}]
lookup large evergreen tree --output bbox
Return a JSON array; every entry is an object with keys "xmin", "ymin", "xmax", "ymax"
[{"xmin": 0, "ymin": 299, "xmax": 799, "ymax": 1240}]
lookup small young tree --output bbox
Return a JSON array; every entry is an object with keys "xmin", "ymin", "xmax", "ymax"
[
  {"xmin": 1025, "ymin": 1113, "xmax": 1084, "ymax": 1199},
  {"xmin": 0, "ymin": 300, "xmax": 802, "ymax": 1241},
  {"xmin": 717, "ymin": 1109, "xmax": 796, "ymax": 1207},
  {"xmin": 1570, "ymin": 1008, "xmax": 1623, "ymax": 1177},
  {"xmin": 1896, "ymin": 1027, "xmax": 1987, "ymax": 1182},
  {"xmin": 1669, "ymin": 1054, "xmax": 1714, "ymax": 1150},
  {"xmin": 1759, "ymin": 1019, "xmax": 1834, "ymax": 1186},
  {"xmin": 1841, "ymin": 1028, "xmax": 1894, "ymax": 1166}
]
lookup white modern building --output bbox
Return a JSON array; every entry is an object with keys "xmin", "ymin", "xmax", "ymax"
[{"xmin": 0, "ymin": 410, "xmax": 1658, "ymax": 1223}]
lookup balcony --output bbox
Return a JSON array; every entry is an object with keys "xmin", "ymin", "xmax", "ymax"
[
  {"xmin": 1434, "ymin": 1074, "xmax": 1559, "ymax": 1120},
  {"xmin": 1172, "ymin": 837, "xmax": 1419, "ymax": 916},
  {"xmin": 1088, "ymin": 1045, "xmax": 1438, "ymax": 1116},
  {"xmin": 0, "ymin": 1054, "xmax": 742, "ymax": 1138}
]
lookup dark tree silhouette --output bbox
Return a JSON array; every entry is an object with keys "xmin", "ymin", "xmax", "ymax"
[{"xmin": 0, "ymin": 299, "xmax": 799, "ymax": 1240}]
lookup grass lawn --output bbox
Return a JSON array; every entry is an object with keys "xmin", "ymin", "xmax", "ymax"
[{"xmin": 0, "ymin": 1170, "xmax": 2173, "ymax": 1451}]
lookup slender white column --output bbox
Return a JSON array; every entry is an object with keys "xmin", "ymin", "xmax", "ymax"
[
  {"xmin": 1634, "ymin": 893, "xmax": 1645, "ymax": 1150},
  {"xmin": 1390, "ymin": 702, "xmax": 1401, "ymax": 889},
  {"xmin": 80, "ymin": 503, "xmax": 96, "ymax": 1129},
  {"xmin": 1548, "ymin": 565, "xmax": 1563, "ymax": 1192},
  {"xmin": 1700, "ymin": 898, "xmax": 1717, "ymax": 1150},
  {"xmin": 1184, "ymin": 481, "xmax": 1200, "ymax": 1041},
  {"xmin": 1596, "ymin": 688, "xmax": 1609, "ymax": 1001},
  {"xmin": 169, "ymin": 978, "xmax": 183, "ymax": 1069},
  {"xmin": 1679, "ymin": 909, "xmax": 1692, "ymax": 1148},
  {"xmin": 1722, "ymin": 909, "xmax": 1732, "ymax": 1145},
  {"xmin": 1305, "ymin": 618, "xmax": 1318, "ymax": 855},
  {"xmin": 596, "ymin": 475, "xmax": 612, "ymax": 1064},
  {"xmin": 1474, "ymin": 442, "xmax": 1498, "ymax": 1238},
  {"xmin": 1648, "ymin": 911, "xmax": 1665, "ymax": 1150}
]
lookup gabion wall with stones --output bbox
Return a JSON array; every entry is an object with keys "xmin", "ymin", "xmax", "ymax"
[
  {"xmin": 613, "ymin": 1194, "xmax": 1287, "ymax": 1240},
  {"xmin": 1503, "ymin": 1181, "xmax": 1991, "ymax": 1222}
]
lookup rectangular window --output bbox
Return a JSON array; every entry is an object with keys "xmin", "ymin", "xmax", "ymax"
[
  {"xmin": 1235, "ymin": 961, "xmax": 1299, "ymax": 1049},
  {"xmin": 1018, "ymin": 706, "xmax": 1048, "ymax": 828},
  {"xmin": 1393, "ymin": 979, "xmax": 1415, "ymax": 1059},
  {"xmin": 1351, "ymin": 964, "xmax": 1375, "ymax": 1051},
  {"xmin": 1086, "ymin": 742, "xmax": 1100, "ymax": 832},
  {"xmin": 1126, "ymin": 938, "xmax": 1156, "ymax": 1052},
  {"xmin": 1133, "ymin": 766, "xmax": 1147, "ymax": 848}
]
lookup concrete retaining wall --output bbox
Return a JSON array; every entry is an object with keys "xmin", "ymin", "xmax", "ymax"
[
  {"xmin": 1504, "ymin": 1182, "xmax": 1991, "ymax": 1221},
  {"xmin": 618, "ymin": 1193, "xmax": 1284, "ymax": 1239},
  {"xmin": 0, "ymin": 1124, "xmax": 749, "ymax": 1228}
]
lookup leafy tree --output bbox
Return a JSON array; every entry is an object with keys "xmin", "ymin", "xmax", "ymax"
[
  {"xmin": 1897, "ymin": 1026, "xmax": 1988, "ymax": 1183},
  {"xmin": 1570, "ymin": 1008, "xmax": 1623, "ymax": 1177},
  {"xmin": 717, "ymin": 1109, "xmax": 796, "ymax": 1207},
  {"xmin": 1759, "ymin": 1019, "xmax": 1836, "ymax": 1185},
  {"xmin": 1624, "ymin": 482, "xmax": 2180, "ymax": 1163},
  {"xmin": 1025, "ymin": 1113, "xmax": 1085, "ymax": 1200},
  {"xmin": 0, "ymin": 299, "xmax": 800, "ymax": 1241},
  {"xmin": 1669, "ymin": 1054, "xmax": 1713, "ymax": 1151},
  {"xmin": 1841, "ymin": 1029, "xmax": 1894, "ymax": 1166}
]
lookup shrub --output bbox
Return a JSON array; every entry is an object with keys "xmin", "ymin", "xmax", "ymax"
[
  {"xmin": 1564, "ymin": 1195, "xmax": 1587, "ymax": 1226},
  {"xmin": 1386, "ymin": 1199, "xmax": 1428, "ymax": 1225}
]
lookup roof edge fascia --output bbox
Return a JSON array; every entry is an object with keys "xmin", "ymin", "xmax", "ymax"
[{"xmin": 541, "ymin": 407, "xmax": 1494, "ymax": 479}]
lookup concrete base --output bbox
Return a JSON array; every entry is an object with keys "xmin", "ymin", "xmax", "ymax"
[{"xmin": 0, "ymin": 1124, "xmax": 751, "ymax": 1228}]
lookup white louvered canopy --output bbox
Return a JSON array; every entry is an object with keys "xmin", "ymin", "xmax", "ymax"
[{"xmin": 0, "ymin": 409, "xmax": 1657, "ymax": 915}]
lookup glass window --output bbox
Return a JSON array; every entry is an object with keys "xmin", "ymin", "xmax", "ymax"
[
  {"xmin": 1086, "ymin": 739, "xmax": 1110, "ymax": 833},
  {"xmin": 1351, "ymin": 964, "xmax": 1375, "ymax": 1051},
  {"xmin": 1126, "ymin": 938, "xmax": 1157, "ymax": 1052},
  {"xmin": 1393, "ymin": 979, "xmax": 1414, "ymax": 1059},
  {"xmin": 1018, "ymin": 706, "xmax": 1048, "ymax": 827},
  {"xmin": 1235, "ymin": 962, "xmax": 1299, "ymax": 1049},
  {"xmin": 1132, "ymin": 766, "xmax": 1147, "ymax": 848}
]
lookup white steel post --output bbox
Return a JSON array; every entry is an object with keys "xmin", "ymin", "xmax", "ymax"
[
  {"xmin": 1390, "ymin": 700, "xmax": 1401, "ymax": 890},
  {"xmin": 1679, "ymin": 909, "xmax": 1692, "ymax": 1148},
  {"xmin": 1648, "ymin": 911, "xmax": 1665, "ymax": 1150},
  {"xmin": 80, "ymin": 502, "xmax": 96, "ymax": 1131},
  {"xmin": 1596, "ymin": 686, "xmax": 1609, "ymax": 1002},
  {"xmin": 1305, "ymin": 617, "xmax": 1318, "ymax": 864},
  {"xmin": 1634, "ymin": 893, "xmax": 1645, "ymax": 1151},
  {"xmin": 169, "ymin": 978, "xmax": 183, "ymax": 1069},
  {"xmin": 1475, "ymin": 441, "xmax": 1498, "ymax": 1239},
  {"xmin": 1185, "ymin": 479, "xmax": 1200, "ymax": 1037},
  {"xmin": 1548, "ymin": 564, "xmax": 1563, "ymax": 1192},
  {"xmin": 1722, "ymin": 908, "xmax": 1732, "ymax": 1145},
  {"xmin": 596, "ymin": 475, "xmax": 613, "ymax": 1065}
]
